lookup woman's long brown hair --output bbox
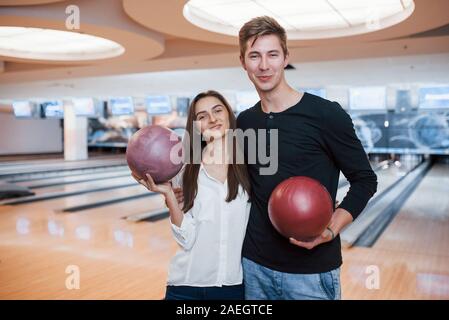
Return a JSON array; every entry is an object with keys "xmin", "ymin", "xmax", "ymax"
[{"xmin": 182, "ymin": 90, "xmax": 251, "ymax": 213}]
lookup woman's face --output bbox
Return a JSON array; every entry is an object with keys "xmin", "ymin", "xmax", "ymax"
[{"xmin": 194, "ymin": 96, "xmax": 230, "ymax": 141}]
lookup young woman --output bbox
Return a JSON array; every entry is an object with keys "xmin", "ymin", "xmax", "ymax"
[{"xmin": 133, "ymin": 90, "xmax": 251, "ymax": 300}]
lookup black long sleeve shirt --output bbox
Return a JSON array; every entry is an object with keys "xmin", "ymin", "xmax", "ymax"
[{"xmin": 237, "ymin": 92, "xmax": 377, "ymax": 274}]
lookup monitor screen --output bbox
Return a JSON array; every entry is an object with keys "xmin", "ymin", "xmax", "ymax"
[
  {"xmin": 300, "ymin": 88, "xmax": 326, "ymax": 99},
  {"xmin": 12, "ymin": 101, "xmax": 37, "ymax": 118},
  {"xmin": 235, "ymin": 90, "xmax": 259, "ymax": 113},
  {"xmin": 419, "ymin": 86, "xmax": 449, "ymax": 109},
  {"xmin": 395, "ymin": 89, "xmax": 413, "ymax": 113},
  {"xmin": 41, "ymin": 100, "xmax": 64, "ymax": 118},
  {"xmin": 349, "ymin": 87, "xmax": 386, "ymax": 110},
  {"xmin": 72, "ymin": 98, "xmax": 97, "ymax": 117},
  {"xmin": 176, "ymin": 97, "xmax": 190, "ymax": 117},
  {"xmin": 109, "ymin": 97, "xmax": 134, "ymax": 116},
  {"xmin": 145, "ymin": 96, "xmax": 172, "ymax": 115}
]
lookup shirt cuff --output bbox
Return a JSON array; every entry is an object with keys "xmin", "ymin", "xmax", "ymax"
[{"xmin": 170, "ymin": 215, "xmax": 193, "ymax": 241}]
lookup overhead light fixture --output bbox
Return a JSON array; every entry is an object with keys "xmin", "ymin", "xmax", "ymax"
[
  {"xmin": 183, "ymin": 0, "xmax": 415, "ymax": 39},
  {"xmin": 0, "ymin": 26, "xmax": 125, "ymax": 61}
]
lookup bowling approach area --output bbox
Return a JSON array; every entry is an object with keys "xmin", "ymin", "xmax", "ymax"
[
  {"xmin": 1, "ymin": 1, "xmax": 449, "ymax": 301},
  {"xmin": 1, "ymin": 153, "xmax": 448, "ymax": 299}
]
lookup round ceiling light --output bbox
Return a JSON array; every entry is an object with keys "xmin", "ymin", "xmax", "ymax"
[
  {"xmin": 0, "ymin": 26, "xmax": 125, "ymax": 61},
  {"xmin": 183, "ymin": 0, "xmax": 415, "ymax": 40}
]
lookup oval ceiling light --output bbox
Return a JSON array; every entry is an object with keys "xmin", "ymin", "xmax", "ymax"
[
  {"xmin": 0, "ymin": 26, "xmax": 125, "ymax": 61},
  {"xmin": 183, "ymin": 0, "xmax": 415, "ymax": 40}
]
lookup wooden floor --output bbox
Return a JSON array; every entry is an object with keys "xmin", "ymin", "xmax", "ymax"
[
  {"xmin": 0, "ymin": 196, "xmax": 172, "ymax": 299},
  {"xmin": 0, "ymin": 159, "xmax": 448, "ymax": 299},
  {"xmin": 341, "ymin": 164, "xmax": 449, "ymax": 299}
]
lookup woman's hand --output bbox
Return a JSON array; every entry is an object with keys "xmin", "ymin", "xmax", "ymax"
[
  {"xmin": 131, "ymin": 172, "xmax": 173, "ymax": 197},
  {"xmin": 132, "ymin": 172, "xmax": 184, "ymax": 227}
]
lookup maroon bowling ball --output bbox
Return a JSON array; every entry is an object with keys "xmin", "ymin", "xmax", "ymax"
[
  {"xmin": 126, "ymin": 125, "xmax": 183, "ymax": 184},
  {"xmin": 268, "ymin": 176, "xmax": 333, "ymax": 241}
]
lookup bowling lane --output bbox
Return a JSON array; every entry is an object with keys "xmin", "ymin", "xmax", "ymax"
[
  {"xmin": 0, "ymin": 188, "xmax": 167, "ymax": 243},
  {"xmin": 0, "ymin": 156, "xmax": 126, "ymax": 179},
  {"xmin": 336, "ymin": 161, "xmax": 411, "ymax": 204},
  {"xmin": 341, "ymin": 162, "xmax": 449, "ymax": 299},
  {"xmin": 341, "ymin": 246, "xmax": 449, "ymax": 299},
  {"xmin": 338, "ymin": 160, "xmax": 383, "ymax": 186},
  {"xmin": 0, "ymin": 175, "xmax": 137, "ymax": 201},
  {"xmin": 15, "ymin": 168, "xmax": 130, "ymax": 189},
  {"xmin": 0, "ymin": 193, "xmax": 174, "ymax": 299},
  {"xmin": 374, "ymin": 163, "xmax": 449, "ymax": 257},
  {"xmin": 0, "ymin": 154, "xmax": 173, "ymax": 300},
  {"xmin": 0, "ymin": 154, "xmax": 123, "ymax": 168},
  {"xmin": 0, "ymin": 176, "xmax": 172, "ymax": 264},
  {"xmin": 0, "ymin": 153, "xmax": 63, "ymax": 165},
  {"xmin": 1, "ymin": 180, "xmax": 152, "ymax": 210},
  {"xmin": 6, "ymin": 165, "xmax": 129, "ymax": 183}
]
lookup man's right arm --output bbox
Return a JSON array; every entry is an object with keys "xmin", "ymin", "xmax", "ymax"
[{"xmin": 322, "ymin": 102, "xmax": 378, "ymax": 221}]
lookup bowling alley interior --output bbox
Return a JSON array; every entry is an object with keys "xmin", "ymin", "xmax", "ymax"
[{"xmin": 1, "ymin": 0, "xmax": 449, "ymax": 300}]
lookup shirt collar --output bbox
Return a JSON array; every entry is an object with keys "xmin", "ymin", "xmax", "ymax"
[{"xmin": 200, "ymin": 163, "xmax": 227, "ymax": 186}]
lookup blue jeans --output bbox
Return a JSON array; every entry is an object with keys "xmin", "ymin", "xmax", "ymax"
[
  {"xmin": 165, "ymin": 284, "xmax": 244, "ymax": 300},
  {"xmin": 242, "ymin": 258, "xmax": 341, "ymax": 300}
]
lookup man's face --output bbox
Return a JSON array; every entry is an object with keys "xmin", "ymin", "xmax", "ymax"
[{"xmin": 241, "ymin": 34, "xmax": 289, "ymax": 93}]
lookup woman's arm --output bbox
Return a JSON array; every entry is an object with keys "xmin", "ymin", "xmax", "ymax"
[
  {"xmin": 132, "ymin": 172, "xmax": 197, "ymax": 249},
  {"xmin": 164, "ymin": 189, "xmax": 184, "ymax": 227},
  {"xmin": 131, "ymin": 172, "xmax": 184, "ymax": 227}
]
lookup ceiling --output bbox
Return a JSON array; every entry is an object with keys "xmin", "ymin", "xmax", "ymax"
[
  {"xmin": 0, "ymin": 0, "xmax": 448, "ymax": 86},
  {"xmin": 0, "ymin": 0, "xmax": 448, "ymax": 116}
]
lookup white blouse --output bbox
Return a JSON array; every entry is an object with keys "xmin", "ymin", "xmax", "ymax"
[{"xmin": 167, "ymin": 164, "xmax": 250, "ymax": 287}]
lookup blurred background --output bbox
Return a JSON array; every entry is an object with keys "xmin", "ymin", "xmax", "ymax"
[{"xmin": 0, "ymin": 0, "xmax": 448, "ymax": 300}]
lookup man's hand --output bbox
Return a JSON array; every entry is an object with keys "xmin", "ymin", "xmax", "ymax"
[
  {"xmin": 173, "ymin": 187, "xmax": 184, "ymax": 208},
  {"xmin": 289, "ymin": 227, "xmax": 334, "ymax": 250},
  {"xmin": 289, "ymin": 207, "xmax": 353, "ymax": 250}
]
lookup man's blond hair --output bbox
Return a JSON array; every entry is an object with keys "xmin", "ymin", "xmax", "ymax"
[{"xmin": 239, "ymin": 16, "xmax": 288, "ymax": 58}]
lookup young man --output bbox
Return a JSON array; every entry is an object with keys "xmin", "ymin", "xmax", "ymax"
[{"xmin": 236, "ymin": 16, "xmax": 377, "ymax": 300}]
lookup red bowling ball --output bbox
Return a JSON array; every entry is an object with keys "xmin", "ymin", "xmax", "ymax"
[
  {"xmin": 126, "ymin": 125, "xmax": 183, "ymax": 184},
  {"xmin": 268, "ymin": 176, "xmax": 333, "ymax": 241}
]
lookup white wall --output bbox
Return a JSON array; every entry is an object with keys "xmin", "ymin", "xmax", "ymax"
[
  {"xmin": 0, "ymin": 53, "xmax": 448, "ymax": 101},
  {"xmin": 0, "ymin": 112, "xmax": 63, "ymax": 155}
]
